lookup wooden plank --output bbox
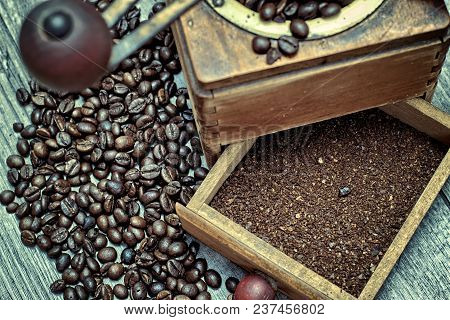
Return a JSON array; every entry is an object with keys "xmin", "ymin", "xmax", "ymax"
[
  {"xmin": 204, "ymin": 41, "xmax": 442, "ymax": 147},
  {"xmin": 176, "ymin": 0, "xmax": 449, "ymax": 89},
  {"xmin": 376, "ymin": 191, "xmax": 450, "ymax": 299},
  {"xmin": 176, "ymin": 203, "xmax": 355, "ymax": 300},
  {"xmin": 359, "ymin": 151, "xmax": 450, "ymax": 299},
  {"xmin": 188, "ymin": 138, "xmax": 255, "ymax": 210},
  {"xmin": 380, "ymin": 98, "xmax": 450, "ymax": 145}
]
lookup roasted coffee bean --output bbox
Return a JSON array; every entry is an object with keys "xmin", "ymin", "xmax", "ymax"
[
  {"xmin": 204, "ymin": 269, "xmax": 222, "ymax": 288},
  {"xmin": 115, "ymin": 135, "xmax": 135, "ymax": 151},
  {"xmin": 114, "ymin": 284, "xmax": 129, "ymax": 299},
  {"xmin": 62, "ymin": 268, "xmax": 79, "ymax": 284},
  {"xmin": 51, "ymin": 227, "xmax": 69, "ymax": 244},
  {"xmin": 13, "ymin": 122, "xmax": 24, "ymax": 133},
  {"xmin": 181, "ymin": 283, "xmax": 198, "ymax": 298},
  {"xmin": 50, "ymin": 279, "xmax": 66, "ymax": 293},
  {"xmin": 16, "ymin": 88, "xmax": 31, "ymax": 105},
  {"xmin": 167, "ymin": 259, "xmax": 185, "ymax": 278},
  {"xmin": 21, "ymin": 230, "xmax": 36, "ymax": 246},
  {"xmin": 20, "ymin": 164, "xmax": 34, "ymax": 180},
  {"xmin": 97, "ymin": 246, "xmax": 117, "ymax": 263},
  {"xmin": 86, "ymin": 256, "xmax": 100, "ymax": 273},
  {"xmin": 193, "ymin": 258, "xmax": 207, "ymax": 276},
  {"xmin": 252, "ymin": 36, "xmax": 271, "ymax": 54},
  {"xmin": 290, "ymin": 19, "xmax": 309, "ymax": 39},
  {"xmin": 6, "ymin": 154, "xmax": 25, "ymax": 169},
  {"xmin": 321, "ymin": 2, "xmax": 341, "ymax": 17},
  {"xmin": 121, "ymin": 248, "xmax": 136, "ymax": 265},
  {"xmin": 168, "ymin": 241, "xmax": 187, "ymax": 257},
  {"xmin": 278, "ymin": 35, "xmax": 299, "ymax": 56},
  {"xmin": 106, "ymin": 180, "xmax": 124, "ymax": 196},
  {"xmin": 225, "ymin": 277, "xmax": 240, "ymax": 293},
  {"xmin": 0, "ymin": 190, "xmax": 15, "ymax": 205},
  {"xmin": 185, "ymin": 268, "xmax": 201, "ymax": 283},
  {"xmin": 71, "ymin": 252, "xmax": 87, "ymax": 272},
  {"xmin": 140, "ymin": 164, "xmax": 160, "ymax": 180},
  {"xmin": 107, "ymin": 228, "xmax": 122, "ymax": 244},
  {"xmin": 165, "ymin": 123, "xmax": 180, "ymax": 141},
  {"xmin": 196, "ymin": 291, "xmax": 212, "ymax": 300},
  {"xmin": 148, "ymin": 281, "xmax": 165, "ymax": 296},
  {"xmin": 108, "ymin": 263, "xmax": 124, "ymax": 280},
  {"xmin": 298, "ymin": 1, "xmax": 319, "ymax": 19},
  {"xmin": 266, "ymin": 47, "xmax": 281, "ymax": 65},
  {"xmin": 61, "ymin": 197, "xmax": 79, "ymax": 218},
  {"xmin": 260, "ymin": 3, "xmax": 276, "ymax": 20},
  {"xmin": 131, "ymin": 281, "xmax": 147, "ymax": 300},
  {"xmin": 195, "ymin": 279, "xmax": 207, "ymax": 292},
  {"xmin": 16, "ymin": 139, "xmax": 30, "ymax": 157},
  {"xmin": 55, "ymin": 253, "xmax": 71, "ymax": 272}
]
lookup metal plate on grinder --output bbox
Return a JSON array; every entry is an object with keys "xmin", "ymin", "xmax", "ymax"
[{"xmin": 206, "ymin": 0, "xmax": 385, "ymax": 39}]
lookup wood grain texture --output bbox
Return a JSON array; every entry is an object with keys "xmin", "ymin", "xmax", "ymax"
[
  {"xmin": 177, "ymin": 0, "xmax": 450, "ymax": 89},
  {"xmin": 0, "ymin": 0, "xmax": 449, "ymax": 300}
]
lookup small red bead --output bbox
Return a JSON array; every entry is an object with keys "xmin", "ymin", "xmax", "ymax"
[{"xmin": 234, "ymin": 274, "xmax": 275, "ymax": 300}]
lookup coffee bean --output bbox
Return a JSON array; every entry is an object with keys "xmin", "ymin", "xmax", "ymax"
[
  {"xmin": 0, "ymin": 190, "xmax": 15, "ymax": 205},
  {"xmin": 13, "ymin": 122, "xmax": 24, "ymax": 133},
  {"xmin": 63, "ymin": 287, "xmax": 78, "ymax": 300},
  {"xmin": 196, "ymin": 291, "xmax": 211, "ymax": 300},
  {"xmin": 260, "ymin": 3, "xmax": 276, "ymax": 21},
  {"xmin": 97, "ymin": 247, "xmax": 117, "ymax": 263},
  {"xmin": 181, "ymin": 283, "xmax": 198, "ymax": 298},
  {"xmin": 56, "ymin": 253, "xmax": 71, "ymax": 272},
  {"xmin": 16, "ymin": 88, "xmax": 31, "ymax": 105},
  {"xmin": 16, "ymin": 139, "xmax": 30, "ymax": 157},
  {"xmin": 225, "ymin": 277, "xmax": 240, "ymax": 293},
  {"xmin": 185, "ymin": 268, "xmax": 201, "ymax": 283},
  {"xmin": 62, "ymin": 268, "xmax": 79, "ymax": 284},
  {"xmin": 321, "ymin": 3, "xmax": 341, "ymax": 17},
  {"xmin": 165, "ymin": 123, "xmax": 180, "ymax": 141},
  {"xmin": 6, "ymin": 154, "xmax": 25, "ymax": 169},
  {"xmin": 121, "ymin": 248, "xmax": 136, "ymax": 265},
  {"xmin": 266, "ymin": 47, "xmax": 281, "ymax": 65},
  {"xmin": 290, "ymin": 19, "xmax": 309, "ymax": 39},
  {"xmin": 152, "ymin": 220, "xmax": 167, "ymax": 237},
  {"xmin": 108, "ymin": 263, "xmax": 124, "ymax": 280},
  {"xmin": 20, "ymin": 164, "xmax": 34, "ymax": 180},
  {"xmin": 252, "ymin": 36, "xmax": 271, "ymax": 54},
  {"xmin": 21, "ymin": 230, "xmax": 36, "ymax": 246},
  {"xmin": 115, "ymin": 135, "xmax": 135, "ymax": 151},
  {"xmin": 204, "ymin": 269, "xmax": 222, "ymax": 288},
  {"xmin": 51, "ymin": 227, "xmax": 69, "ymax": 244},
  {"xmin": 298, "ymin": 1, "xmax": 319, "ymax": 20},
  {"xmin": 168, "ymin": 241, "xmax": 187, "ymax": 257},
  {"xmin": 167, "ymin": 259, "xmax": 185, "ymax": 278},
  {"xmin": 148, "ymin": 281, "xmax": 165, "ymax": 296},
  {"xmin": 61, "ymin": 197, "xmax": 79, "ymax": 218},
  {"xmin": 71, "ymin": 252, "xmax": 86, "ymax": 272},
  {"xmin": 131, "ymin": 281, "xmax": 148, "ymax": 300},
  {"xmin": 106, "ymin": 180, "xmax": 124, "ymax": 196},
  {"xmin": 50, "ymin": 279, "xmax": 66, "ymax": 293},
  {"xmin": 278, "ymin": 35, "xmax": 299, "ymax": 56},
  {"xmin": 114, "ymin": 284, "xmax": 129, "ymax": 299}
]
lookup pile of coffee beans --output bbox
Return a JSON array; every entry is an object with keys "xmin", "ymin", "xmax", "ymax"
[
  {"xmin": 0, "ymin": 1, "xmax": 225, "ymax": 300},
  {"xmin": 241, "ymin": 0, "xmax": 353, "ymax": 63}
]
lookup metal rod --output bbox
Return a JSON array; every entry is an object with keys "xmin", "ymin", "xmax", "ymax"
[
  {"xmin": 107, "ymin": 0, "xmax": 202, "ymax": 70},
  {"xmin": 102, "ymin": 0, "xmax": 139, "ymax": 28}
]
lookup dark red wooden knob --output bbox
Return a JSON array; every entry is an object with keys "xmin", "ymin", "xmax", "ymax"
[{"xmin": 19, "ymin": 0, "xmax": 112, "ymax": 92}]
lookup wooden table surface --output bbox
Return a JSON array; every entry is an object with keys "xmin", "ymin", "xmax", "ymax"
[{"xmin": 0, "ymin": 0, "xmax": 448, "ymax": 300}]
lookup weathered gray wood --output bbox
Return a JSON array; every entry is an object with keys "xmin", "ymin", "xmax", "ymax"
[{"xmin": 0, "ymin": 0, "xmax": 449, "ymax": 300}]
